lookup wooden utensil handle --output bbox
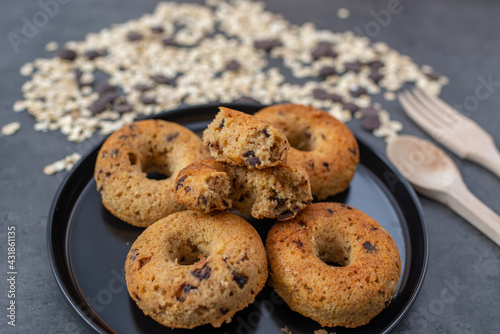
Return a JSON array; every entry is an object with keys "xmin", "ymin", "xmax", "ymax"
[
  {"xmin": 444, "ymin": 179, "xmax": 500, "ymax": 247},
  {"xmin": 468, "ymin": 139, "xmax": 500, "ymax": 179}
]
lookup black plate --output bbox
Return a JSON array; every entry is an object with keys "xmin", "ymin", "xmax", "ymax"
[{"xmin": 47, "ymin": 104, "xmax": 428, "ymax": 334}]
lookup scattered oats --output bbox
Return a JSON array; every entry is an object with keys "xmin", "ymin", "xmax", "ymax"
[
  {"xmin": 43, "ymin": 152, "xmax": 82, "ymax": 175},
  {"xmin": 280, "ymin": 326, "xmax": 292, "ymax": 334},
  {"xmin": 20, "ymin": 63, "xmax": 34, "ymax": 76},
  {"xmin": 337, "ymin": 8, "xmax": 350, "ymax": 19},
  {"xmin": 1, "ymin": 122, "xmax": 21, "ymax": 136},
  {"xmin": 45, "ymin": 41, "xmax": 59, "ymax": 52},
  {"xmin": 13, "ymin": 101, "xmax": 26, "ymax": 112},
  {"xmin": 384, "ymin": 91, "xmax": 396, "ymax": 101}
]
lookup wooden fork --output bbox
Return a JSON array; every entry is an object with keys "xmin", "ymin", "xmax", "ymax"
[{"xmin": 398, "ymin": 88, "xmax": 500, "ymax": 178}]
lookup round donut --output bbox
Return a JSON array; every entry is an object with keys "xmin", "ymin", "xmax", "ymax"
[
  {"xmin": 254, "ymin": 104, "xmax": 359, "ymax": 200},
  {"xmin": 266, "ymin": 202, "xmax": 401, "ymax": 328},
  {"xmin": 94, "ymin": 119, "xmax": 209, "ymax": 227},
  {"xmin": 125, "ymin": 210, "xmax": 268, "ymax": 329}
]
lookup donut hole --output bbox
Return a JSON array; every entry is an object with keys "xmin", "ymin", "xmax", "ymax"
[
  {"xmin": 284, "ymin": 128, "xmax": 314, "ymax": 152},
  {"xmin": 146, "ymin": 170, "xmax": 168, "ymax": 180},
  {"xmin": 316, "ymin": 235, "xmax": 350, "ymax": 267},
  {"xmin": 169, "ymin": 238, "xmax": 208, "ymax": 266},
  {"xmin": 142, "ymin": 161, "xmax": 172, "ymax": 181}
]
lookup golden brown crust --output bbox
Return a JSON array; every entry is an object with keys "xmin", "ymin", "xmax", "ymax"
[
  {"xmin": 254, "ymin": 104, "xmax": 360, "ymax": 200},
  {"xmin": 266, "ymin": 203, "xmax": 401, "ymax": 328},
  {"xmin": 94, "ymin": 119, "xmax": 209, "ymax": 227},
  {"xmin": 174, "ymin": 157, "xmax": 313, "ymax": 220},
  {"xmin": 125, "ymin": 210, "xmax": 268, "ymax": 328},
  {"xmin": 202, "ymin": 107, "xmax": 290, "ymax": 169}
]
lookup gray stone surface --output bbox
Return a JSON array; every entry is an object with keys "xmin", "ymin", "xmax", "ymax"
[{"xmin": 0, "ymin": 0, "xmax": 499, "ymax": 333}]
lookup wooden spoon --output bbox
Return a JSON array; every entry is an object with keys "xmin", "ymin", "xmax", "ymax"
[{"xmin": 386, "ymin": 135, "xmax": 500, "ymax": 247}]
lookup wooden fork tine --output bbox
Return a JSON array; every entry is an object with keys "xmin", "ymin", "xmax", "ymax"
[
  {"xmin": 398, "ymin": 91, "xmax": 444, "ymax": 133},
  {"xmin": 412, "ymin": 88, "xmax": 466, "ymax": 125}
]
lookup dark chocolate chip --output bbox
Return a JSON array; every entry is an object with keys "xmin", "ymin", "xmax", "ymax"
[
  {"xmin": 359, "ymin": 107, "xmax": 379, "ymax": 118},
  {"xmin": 100, "ymin": 91, "xmax": 120, "ymax": 104},
  {"xmin": 362, "ymin": 115, "xmax": 381, "ymax": 131},
  {"xmin": 277, "ymin": 211, "xmax": 294, "ymax": 221},
  {"xmin": 57, "ymin": 48, "xmax": 77, "ymax": 61},
  {"xmin": 345, "ymin": 61, "xmax": 363, "ymax": 73},
  {"xmin": 342, "ymin": 102, "xmax": 360, "ymax": 113},
  {"xmin": 127, "ymin": 31, "xmax": 143, "ymax": 41},
  {"xmin": 368, "ymin": 70, "xmax": 384, "ymax": 84},
  {"xmin": 197, "ymin": 195, "xmax": 208, "ymax": 206},
  {"xmin": 184, "ymin": 186, "xmax": 191, "ymax": 192},
  {"xmin": 339, "ymin": 203, "xmax": 353, "ymax": 210},
  {"xmin": 113, "ymin": 99, "xmax": 134, "ymax": 113},
  {"xmin": 96, "ymin": 82, "xmax": 117, "ymax": 95},
  {"xmin": 176, "ymin": 175, "xmax": 188, "ymax": 190},
  {"xmin": 311, "ymin": 41, "xmax": 337, "ymax": 59},
  {"xmin": 273, "ymin": 197, "xmax": 286, "ymax": 208},
  {"xmin": 349, "ymin": 147, "xmax": 357, "ymax": 156},
  {"xmin": 312, "ymin": 88, "xmax": 329, "ymax": 100},
  {"xmin": 243, "ymin": 150, "xmax": 255, "ymax": 158},
  {"xmin": 367, "ymin": 60, "xmax": 384, "ymax": 70},
  {"xmin": 192, "ymin": 265, "xmax": 211, "ymax": 280},
  {"xmin": 220, "ymin": 308, "xmax": 229, "ymax": 315},
  {"xmin": 90, "ymin": 100, "xmax": 108, "ymax": 114},
  {"xmin": 134, "ymin": 83, "xmax": 152, "ymax": 92},
  {"xmin": 218, "ymin": 118, "xmax": 225, "ymax": 129},
  {"xmin": 232, "ymin": 272, "xmax": 248, "ymax": 288},
  {"xmin": 262, "ymin": 128, "xmax": 270, "ymax": 137},
  {"xmin": 350, "ymin": 87, "xmax": 368, "ymax": 97},
  {"xmin": 225, "ymin": 60, "xmax": 241, "ymax": 71},
  {"xmin": 363, "ymin": 241, "xmax": 377, "ymax": 253},
  {"xmin": 322, "ymin": 162, "xmax": 329, "ymax": 168},
  {"xmin": 166, "ymin": 132, "xmax": 179, "ymax": 142},
  {"xmin": 84, "ymin": 50, "xmax": 101, "ymax": 60},
  {"xmin": 129, "ymin": 249, "xmax": 139, "ymax": 261},
  {"xmin": 139, "ymin": 95, "xmax": 156, "ymax": 105},
  {"xmin": 151, "ymin": 26, "xmax": 165, "ymax": 34},
  {"xmin": 329, "ymin": 93, "xmax": 343, "ymax": 103},
  {"xmin": 319, "ymin": 66, "xmax": 337, "ymax": 78},
  {"xmin": 245, "ymin": 157, "xmax": 261, "ymax": 168},
  {"xmin": 162, "ymin": 37, "xmax": 179, "ymax": 47},
  {"xmin": 183, "ymin": 283, "xmax": 197, "ymax": 293},
  {"xmin": 151, "ymin": 74, "xmax": 173, "ymax": 85},
  {"xmin": 328, "ymin": 208, "xmax": 334, "ymax": 215},
  {"xmin": 292, "ymin": 240, "xmax": 303, "ymax": 248},
  {"xmin": 254, "ymin": 39, "xmax": 283, "ymax": 52}
]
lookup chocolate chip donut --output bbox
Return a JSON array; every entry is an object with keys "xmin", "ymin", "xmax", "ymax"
[
  {"xmin": 254, "ymin": 104, "xmax": 359, "ymax": 200},
  {"xmin": 125, "ymin": 210, "xmax": 268, "ymax": 329},
  {"xmin": 202, "ymin": 107, "xmax": 290, "ymax": 169},
  {"xmin": 94, "ymin": 119, "xmax": 209, "ymax": 227},
  {"xmin": 266, "ymin": 202, "xmax": 401, "ymax": 328},
  {"xmin": 174, "ymin": 157, "xmax": 312, "ymax": 220}
]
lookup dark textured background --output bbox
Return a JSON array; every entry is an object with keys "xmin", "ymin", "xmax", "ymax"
[{"xmin": 1, "ymin": 0, "xmax": 499, "ymax": 333}]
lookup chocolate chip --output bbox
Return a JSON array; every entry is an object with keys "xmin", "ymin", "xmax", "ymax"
[
  {"xmin": 425, "ymin": 71, "xmax": 441, "ymax": 81},
  {"xmin": 362, "ymin": 115, "xmax": 381, "ymax": 131},
  {"xmin": 368, "ymin": 70, "xmax": 383, "ymax": 84},
  {"xmin": 129, "ymin": 249, "xmax": 139, "ymax": 261},
  {"xmin": 176, "ymin": 175, "xmax": 188, "ymax": 190},
  {"xmin": 349, "ymin": 147, "xmax": 357, "ymax": 156},
  {"xmin": 218, "ymin": 118, "xmax": 225, "ymax": 129},
  {"xmin": 225, "ymin": 60, "xmax": 241, "ymax": 71},
  {"xmin": 272, "ymin": 197, "xmax": 286, "ymax": 208},
  {"xmin": 134, "ymin": 83, "xmax": 152, "ymax": 92},
  {"xmin": 220, "ymin": 308, "xmax": 229, "ymax": 315},
  {"xmin": 254, "ymin": 39, "xmax": 283, "ymax": 52},
  {"xmin": 322, "ymin": 162, "xmax": 329, "ymax": 168},
  {"xmin": 139, "ymin": 95, "xmax": 156, "ymax": 105},
  {"xmin": 96, "ymin": 82, "xmax": 117, "ymax": 95},
  {"xmin": 100, "ymin": 91, "xmax": 120, "ymax": 104},
  {"xmin": 328, "ymin": 209, "xmax": 334, "ymax": 215},
  {"xmin": 84, "ymin": 50, "xmax": 101, "ymax": 60},
  {"xmin": 127, "ymin": 31, "xmax": 143, "ymax": 41},
  {"xmin": 319, "ymin": 66, "xmax": 337, "ymax": 78},
  {"xmin": 367, "ymin": 60, "xmax": 384, "ymax": 70},
  {"xmin": 113, "ymin": 99, "xmax": 133, "ymax": 113},
  {"xmin": 350, "ymin": 87, "xmax": 368, "ymax": 97},
  {"xmin": 345, "ymin": 61, "xmax": 362, "ymax": 73},
  {"xmin": 90, "ymin": 100, "xmax": 108, "ymax": 114},
  {"xmin": 183, "ymin": 283, "xmax": 197, "ymax": 293},
  {"xmin": 243, "ymin": 150, "xmax": 255, "ymax": 158},
  {"xmin": 197, "ymin": 195, "xmax": 207, "ymax": 206},
  {"xmin": 292, "ymin": 240, "xmax": 303, "ymax": 248},
  {"xmin": 339, "ymin": 203, "xmax": 353, "ymax": 210},
  {"xmin": 232, "ymin": 272, "xmax": 248, "ymax": 288},
  {"xmin": 312, "ymin": 88, "xmax": 329, "ymax": 100},
  {"xmin": 151, "ymin": 74, "xmax": 173, "ymax": 85},
  {"xmin": 359, "ymin": 107, "xmax": 379, "ymax": 118},
  {"xmin": 162, "ymin": 37, "xmax": 179, "ymax": 47},
  {"xmin": 57, "ymin": 48, "xmax": 77, "ymax": 61},
  {"xmin": 262, "ymin": 128, "xmax": 270, "ymax": 137},
  {"xmin": 329, "ymin": 93, "xmax": 342, "ymax": 103},
  {"xmin": 166, "ymin": 132, "xmax": 179, "ymax": 142},
  {"xmin": 311, "ymin": 41, "xmax": 337, "ymax": 59},
  {"xmin": 192, "ymin": 265, "xmax": 211, "ymax": 280},
  {"xmin": 342, "ymin": 102, "xmax": 360, "ymax": 113},
  {"xmin": 363, "ymin": 241, "xmax": 377, "ymax": 253},
  {"xmin": 151, "ymin": 26, "xmax": 164, "ymax": 34},
  {"xmin": 184, "ymin": 186, "xmax": 191, "ymax": 192},
  {"xmin": 277, "ymin": 211, "xmax": 294, "ymax": 221},
  {"xmin": 245, "ymin": 157, "xmax": 261, "ymax": 168}
]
